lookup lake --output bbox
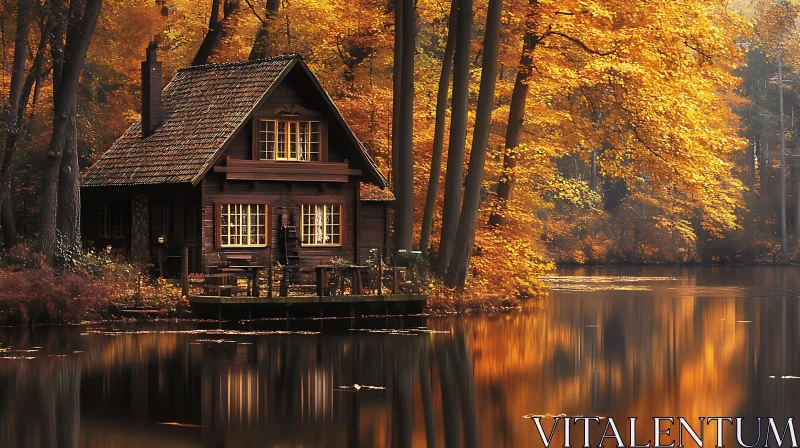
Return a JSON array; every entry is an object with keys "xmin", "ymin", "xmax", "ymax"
[{"xmin": 1, "ymin": 266, "xmax": 799, "ymax": 447}]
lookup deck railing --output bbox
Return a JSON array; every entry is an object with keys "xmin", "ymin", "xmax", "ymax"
[{"xmin": 183, "ymin": 247, "xmax": 422, "ymax": 298}]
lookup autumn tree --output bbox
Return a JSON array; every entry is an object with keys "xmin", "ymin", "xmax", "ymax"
[
  {"xmin": 751, "ymin": 0, "xmax": 799, "ymax": 252},
  {"xmin": 436, "ymin": 0, "xmax": 472, "ymax": 274},
  {"xmin": 192, "ymin": 0, "xmax": 241, "ymax": 66},
  {"xmin": 0, "ymin": 0, "xmax": 34, "ymax": 247},
  {"xmin": 38, "ymin": 0, "xmax": 102, "ymax": 263},
  {"xmin": 419, "ymin": 0, "xmax": 457, "ymax": 257},
  {"xmin": 487, "ymin": 0, "xmax": 539, "ymax": 228},
  {"xmin": 444, "ymin": 0, "xmax": 503, "ymax": 287},
  {"xmin": 247, "ymin": 0, "xmax": 280, "ymax": 59},
  {"xmin": 394, "ymin": 0, "xmax": 415, "ymax": 252},
  {"xmin": 391, "ymin": 0, "xmax": 402, "ymax": 196}
]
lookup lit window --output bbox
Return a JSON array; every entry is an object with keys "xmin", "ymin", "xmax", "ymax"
[
  {"xmin": 220, "ymin": 204, "xmax": 267, "ymax": 247},
  {"xmin": 259, "ymin": 120, "xmax": 320, "ymax": 161},
  {"xmin": 301, "ymin": 204, "xmax": 341, "ymax": 246}
]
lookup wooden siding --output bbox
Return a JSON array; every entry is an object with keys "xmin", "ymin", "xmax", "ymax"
[
  {"xmin": 214, "ymin": 158, "xmax": 361, "ymax": 182},
  {"xmin": 358, "ymin": 201, "xmax": 388, "ymax": 263},
  {"xmin": 200, "ymin": 174, "xmax": 358, "ymax": 271},
  {"xmin": 199, "ymin": 72, "xmax": 383, "ymax": 273},
  {"xmin": 83, "ymin": 62, "xmax": 388, "ymax": 277},
  {"xmin": 81, "ymin": 184, "xmax": 201, "ymax": 265}
]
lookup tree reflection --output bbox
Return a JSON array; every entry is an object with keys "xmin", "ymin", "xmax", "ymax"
[{"xmin": 0, "ymin": 267, "xmax": 799, "ymax": 447}]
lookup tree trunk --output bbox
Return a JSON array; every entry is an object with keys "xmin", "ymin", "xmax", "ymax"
[
  {"xmin": 796, "ymin": 108, "xmax": 800, "ymax": 242},
  {"xmin": 1, "ymin": 21, "xmax": 50, "ymax": 249},
  {"xmin": 454, "ymin": 331, "xmax": 479, "ymax": 448},
  {"xmin": 488, "ymin": 2, "xmax": 538, "ymax": 228},
  {"xmin": 444, "ymin": 0, "xmax": 503, "ymax": 287},
  {"xmin": 757, "ymin": 136, "xmax": 770, "ymax": 233},
  {"xmin": 1, "ymin": 191, "xmax": 16, "ymax": 249},
  {"xmin": 418, "ymin": 350, "xmax": 437, "ymax": 448},
  {"xmin": 393, "ymin": 365, "xmax": 413, "ymax": 448},
  {"xmin": 192, "ymin": 0, "xmax": 239, "ymax": 66},
  {"xmin": 394, "ymin": 0, "xmax": 415, "ymax": 253},
  {"xmin": 779, "ymin": 51, "xmax": 787, "ymax": 252},
  {"xmin": 5, "ymin": 0, "xmax": 31, "ymax": 127},
  {"xmin": 745, "ymin": 136, "xmax": 755, "ymax": 247},
  {"xmin": 51, "ymin": 0, "xmax": 68, "ymax": 92},
  {"xmin": 248, "ymin": 0, "xmax": 279, "ymax": 60},
  {"xmin": 419, "ymin": 0, "xmax": 457, "ymax": 259},
  {"xmin": 438, "ymin": 346, "xmax": 462, "ymax": 448},
  {"xmin": 57, "ymin": 113, "xmax": 80, "ymax": 249},
  {"xmin": 435, "ymin": 0, "xmax": 472, "ymax": 274},
  {"xmin": 38, "ymin": 0, "xmax": 101, "ymax": 263},
  {"xmin": 0, "ymin": 0, "xmax": 33, "ymax": 248},
  {"xmin": 391, "ymin": 0, "xmax": 402, "ymax": 195},
  {"xmin": 795, "ymin": 153, "xmax": 800, "ymax": 243}
]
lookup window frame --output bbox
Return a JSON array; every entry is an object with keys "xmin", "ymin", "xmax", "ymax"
[
  {"xmin": 99, "ymin": 202, "xmax": 127, "ymax": 241},
  {"xmin": 300, "ymin": 203, "xmax": 344, "ymax": 247},
  {"xmin": 217, "ymin": 203, "xmax": 270, "ymax": 248},
  {"xmin": 99, "ymin": 203, "xmax": 111, "ymax": 239},
  {"xmin": 113, "ymin": 204, "xmax": 124, "ymax": 239},
  {"xmin": 252, "ymin": 115, "xmax": 327, "ymax": 162}
]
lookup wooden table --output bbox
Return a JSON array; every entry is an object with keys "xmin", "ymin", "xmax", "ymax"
[
  {"xmin": 315, "ymin": 265, "xmax": 342, "ymax": 297},
  {"xmin": 228, "ymin": 265, "xmax": 267, "ymax": 297},
  {"xmin": 315, "ymin": 265, "xmax": 371, "ymax": 296},
  {"xmin": 345, "ymin": 265, "xmax": 370, "ymax": 295}
]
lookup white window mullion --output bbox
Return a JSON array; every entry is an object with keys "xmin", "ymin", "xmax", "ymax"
[{"xmin": 221, "ymin": 203, "xmax": 267, "ymax": 247}]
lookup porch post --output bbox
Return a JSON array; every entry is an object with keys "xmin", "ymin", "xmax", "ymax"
[{"xmin": 181, "ymin": 245, "xmax": 189, "ymax": 297}]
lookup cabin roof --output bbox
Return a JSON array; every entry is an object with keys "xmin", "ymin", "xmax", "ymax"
[{"xmin": 82, "ymin": 54, "xmax": 388, "ymax": 189}]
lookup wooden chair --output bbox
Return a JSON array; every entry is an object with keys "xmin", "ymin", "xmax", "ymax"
[
  {"xmin": 217, "ymin": 252, "xmax": 255, "ymax": 292},
  {"xmin": 391, "ymin": 267, "xmax": 414, "ymax": 294},
  {"xmin": 204, "ymin": 273, "xmax": 246, "ymax": 296}
]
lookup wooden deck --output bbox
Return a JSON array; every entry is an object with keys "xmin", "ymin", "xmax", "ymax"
[{"xmin": 189, "ymin": 293, "xmax": 427, "ymax": 319}]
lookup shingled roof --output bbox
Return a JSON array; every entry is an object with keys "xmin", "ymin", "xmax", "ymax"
[{"xmin": 82, "ymin": 54, "xmax": 387, "ymax": 188}]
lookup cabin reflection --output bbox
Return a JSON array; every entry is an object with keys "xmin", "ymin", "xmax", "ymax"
[
  {"xmin": 0, "ymin": 322, "xmax": 482, "ymax": 448},
  {"xmin": 3, "ymin": 267, "xmax": 800, "ymax": 447}
]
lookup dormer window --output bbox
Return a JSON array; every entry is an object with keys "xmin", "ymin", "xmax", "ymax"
[{"xmin": 258, "ymin": 119, "xmax": 320, "ymax": 161}]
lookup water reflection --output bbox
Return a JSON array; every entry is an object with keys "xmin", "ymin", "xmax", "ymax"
[{"xmin": 0, "ymin": 266, "xmax": 799, "ymax": 447}]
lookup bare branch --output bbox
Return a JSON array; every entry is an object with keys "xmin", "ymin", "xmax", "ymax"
[
  {"xmin": 543, "ymin": 30, "xmax": 616, "ymax": 56},
  {"xmin": 243, "ymin": 0, "xmax": 267, "ymax": 25},
  {"xmin": 684, "ymin": 40, "xmax": 713, "ymax": 60},
  {"xmin": 629, "ymin": 124, "xmax": 669, "ymax": 163}
]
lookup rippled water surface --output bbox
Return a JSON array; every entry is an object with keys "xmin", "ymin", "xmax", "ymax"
[{"xmin": 1, "ymin": 266, "xmax": 800, "ymax": 447}]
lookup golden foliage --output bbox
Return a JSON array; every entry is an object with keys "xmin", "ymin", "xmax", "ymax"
[{"xmin": 0, "ymin": 0, "xmax": 767, "ymax": 298}]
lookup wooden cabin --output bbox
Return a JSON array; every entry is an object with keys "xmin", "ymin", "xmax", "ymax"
[{"xmin": 81, "ymin": 47, "xmax": 393, "ymax": 278}]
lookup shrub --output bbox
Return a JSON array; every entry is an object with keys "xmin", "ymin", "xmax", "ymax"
[
  {"xmin": 6, "ymin": 243, "xmax": 46, "ymax": 270},
  {"xmin": 0, "ymin": 266, "xmax": 113, "ymax": 325},
  {"xmin": 0, "ymin": 243, "xmax": 188, "ymax": 325}
]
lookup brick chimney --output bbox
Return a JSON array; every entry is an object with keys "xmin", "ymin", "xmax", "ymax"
[{"xmin": 141, "ymin": 39, "xmax": 162, "ymax": 138}]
